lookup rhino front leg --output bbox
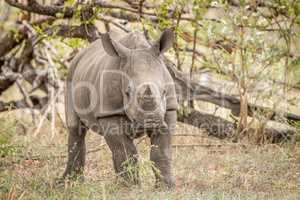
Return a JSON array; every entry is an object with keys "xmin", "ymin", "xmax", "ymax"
[
  {"xmin": 150, "ymin": 110, "xmax": 176, "ymax": 188},
  {"xmin": 105, "ymin": 131, "xmax": 139, "ymax": 185},
  {"xmin": 101, "ymin": 117, "xmax": 139, "ymax": 185},
  {"xmin": 62, "ymin": 121, "xmax": 87, "ymax": 181}
]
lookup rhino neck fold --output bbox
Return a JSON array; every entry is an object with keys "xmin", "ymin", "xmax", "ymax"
[{"xmin": 96, "ymin": 110, "xmax": 126, "ymax": 119}]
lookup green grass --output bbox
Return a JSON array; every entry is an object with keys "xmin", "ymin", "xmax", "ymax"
[
  {"xmin": 1, "ymin": 116, "xmax": 300, "ymax": 200},
  {"xmin": 0, "ymin": 118, "xmax": 20, "ymax": 158}
]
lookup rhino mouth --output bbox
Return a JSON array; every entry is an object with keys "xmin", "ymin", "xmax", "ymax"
[{"xmin": 131, "ymin": 119, "xmax": 168, "ymax": 130}]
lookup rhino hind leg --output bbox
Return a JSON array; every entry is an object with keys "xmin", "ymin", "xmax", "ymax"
[
  {"xmin": 62, "ymin": 120, "xmax": 87, "ymax": 182},
  {"xmin": 104, "ymin": 133, "xmax": 139, "ymax": 185},
  {"xmin": 149, "ymin": 110, "xmax": 176, "ymax": 188}
]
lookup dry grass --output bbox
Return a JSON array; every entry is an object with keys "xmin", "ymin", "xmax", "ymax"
[{"xmin": 1, "ymin": 114, "xmax": 300, "ymax": 200}]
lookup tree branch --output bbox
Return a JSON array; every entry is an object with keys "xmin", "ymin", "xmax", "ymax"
[
  {"xmin": 4, "ymin": 0, "xmax": 74, "ymax": 18},
  {"xmin": 45, "ymin": 24, "xmax": 99, "ymax": 42}
]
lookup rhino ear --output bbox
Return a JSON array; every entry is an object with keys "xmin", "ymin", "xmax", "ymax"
[
  {"xmin": 101, "ymin": 33, "xmax": 130, "ymax": 57},
  {"xmin": 151, "ymin": 28, "xmax": 174, "ymax": 56}
]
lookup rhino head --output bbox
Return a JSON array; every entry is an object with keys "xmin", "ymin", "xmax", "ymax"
[{"xmin": 101, "ymin": 29, "xmax": 174, "ymax": 129}]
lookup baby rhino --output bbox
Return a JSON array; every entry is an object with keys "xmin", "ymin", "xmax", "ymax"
[{"xmin": 62, "ymin": 29, "xmax": 178, "ymax": 188}]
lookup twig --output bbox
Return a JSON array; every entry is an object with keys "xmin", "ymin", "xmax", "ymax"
[
  {"xmin": 33, "ymin": 88, "xmax": 62, "ymax": 137},
  {"xmin": 44, "ymin": 48, "xmax": 58, "ymax": 138},
  {"xmin": 97, "ymin": 16, "xmax": 130, "ymax": 33},
  {"xmin": 172, "ymin": 143, "xmax": 247, "ymax": 148},
  {"xmin": 173, "ymin": 134, "xmax": 207, "ymax": 137},
  {"xmin": 15, "ymin": 78, "xmax": 36, "ymax": 124},
  {"xmin": 21, "ymin": 144, "xmax": 106, "ymax": 160}
]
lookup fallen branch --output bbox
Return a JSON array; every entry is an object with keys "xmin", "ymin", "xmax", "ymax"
[
  {"xmin": 179, "ymin": 110, "xmax": 297, "ymax": 143},
  {"xmin": 165, "ymin": 59, "xmax": 300, "ymax": 124}
]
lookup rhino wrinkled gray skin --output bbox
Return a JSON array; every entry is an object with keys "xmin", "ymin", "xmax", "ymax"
[{"xmin": 62, "ymin": 29, "xmax": 178, "ymax": 188}]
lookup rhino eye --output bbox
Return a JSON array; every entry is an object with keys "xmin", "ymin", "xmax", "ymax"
[{"xmin": 125, "ymin": 86, "xmax": 131, "ymax": 97}]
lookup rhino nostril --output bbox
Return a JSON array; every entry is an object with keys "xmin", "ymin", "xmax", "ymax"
[
  {"xmin": 144, "ymin": 96, "xmax": 155, "ymax": 102},
  {"xmin": 144, "ymin": 85, "xmax": 152, "ymax": 96}
]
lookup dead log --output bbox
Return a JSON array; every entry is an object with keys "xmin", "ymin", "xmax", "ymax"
[
  {"xmin": 164, "ymin": 59, "xmax": 300, "ymax": 124},
  {"xmin": 179, "ymin": 110, "xmax": 296, "ymax": 143}
]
